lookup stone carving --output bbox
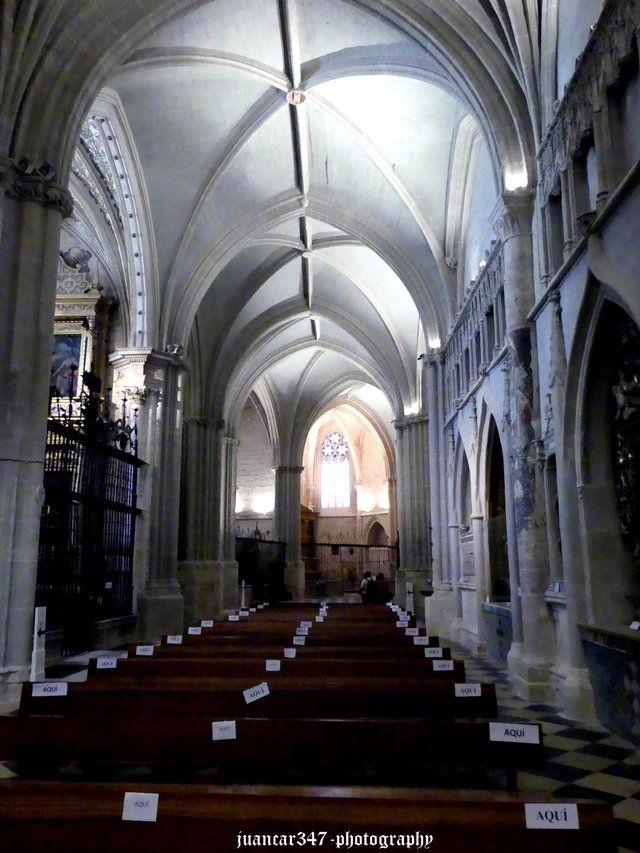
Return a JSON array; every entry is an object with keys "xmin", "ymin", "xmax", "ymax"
[
  {"xmin": 8, "ymin": 172, "xmax": 73, "ymax": 218},
  {"xmin": 121, "ymin": 386, "xmax": 148, "ymax": 406},
  {"xmin": 71, "ymin": 152, "xmax": 116, "ymax": 234},
  {"xmin": 538, "ymin": 0, "xmax": 636, "ymax": 200},
  {"xmin": 445, "ymin": 242, "xmax": 505, "ymax": 412},
  {"xmin": 544, "ymin": 393, "xmax": 554, "ymax": 437},
  {"xmin": 80, "ymin": 117, "xmax": 119, "ymax": 202},
  {"xmin": 490, "ymin": 192, "xmax": 534, "ymax": 242},
  {"xmin": 611, "ymin": 317, "xmax": 640, "ymax": 568},
  {"xmin": 61, "ymin": 246, "xmax": 92, "ymax": 275}
]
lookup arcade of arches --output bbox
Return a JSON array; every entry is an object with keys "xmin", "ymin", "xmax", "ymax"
[{"xmin": 1, "ymin": 0, "xmax": 640, "ymax": 745}]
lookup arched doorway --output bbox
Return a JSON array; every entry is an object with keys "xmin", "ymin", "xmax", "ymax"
[{"xmin": 486, "ymin": 417, "xmax": 509, "ymax": 600}]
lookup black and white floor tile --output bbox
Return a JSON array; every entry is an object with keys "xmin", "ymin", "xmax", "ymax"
[{"xmin": 456, "ymin": 644, "xmax": 640, "ymax": 853}]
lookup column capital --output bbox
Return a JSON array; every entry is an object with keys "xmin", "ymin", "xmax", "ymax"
[
  {"xmin": 7, "ymin": 168, "xmax": 74, "ymax": 218},
  {"xmin": 109, "ymin": 347, "xmax": 189, "ymax": 387},
  {"xmin": 419, "ymin": 352, "xmax": 441, "ymax": 369},
  {"xmin": 490, "ymin": 190, "xmax": 535, "ymax": 242},
  {"xmin": 183, "ymin": 416, "xmax": 217, "ymax": 428},
  {"xmin": 394, "ymin": 414, "xmax": 428, "ymax": 431},
  {"xmin": 272, "ymin": 465, "xmax": 305, "ymax": 475}
]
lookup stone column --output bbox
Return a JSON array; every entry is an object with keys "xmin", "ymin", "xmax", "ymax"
[
  {"xmin": 273, "ymin": 466, "xmax": 305, "ymax": 600},
  {"xmin": 215, "ymin": 434, "xmax": 240, "ymax": 611},
  {"xmin": 177, "ymin": 416, "xmax": 223, "ymax": 623},
  {"xmin": 134, "ymin": 350, "xmax": 186, "ymax": 639},
  {"xmin": 547, "ymin": 293, "xmax": 597, "ymax": 720},
  {"xmin": 492, "ymin": 191, "xmax": 555, "ymax": 702},
  {"xmin": 394, "ymin": 415, "xmax": 431, "ymax": 613},
  {"xmin": 445, "ymin": 425, "xmax": 464, "ymax": 640},
  {"xmin": 0, "ymin": 167, "xmax": 72, "ymax": 711},
  {"xmin": 424, "ymin": 355, "xmax": 454, "ymax": 632}
]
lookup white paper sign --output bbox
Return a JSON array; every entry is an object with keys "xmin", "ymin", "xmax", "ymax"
[
  {"xmin": 284, "ymin": 648, "xmax": 297, "ymax": 658},
  {"xmin": 433, "ymin": 660, "xmax": 454, "ymax": 671},
  {"xmin": 265, "ymin": 659, "xmax": 281, "ymax": 671},
  {"xmin": 455, "ymin": 683, "xmax": 482, "ymax": 697},
  {"xmin": 212, "ymin": 720, "xmax": 237, "ymax": 741},
  {"xmin": 201, "ymin": 620, "xmax": 214, "ymax": 627},
  {"xmin": 424, "ymin": 647, "xmax": 443, "ymax": 658},
  {"xmin": 188, "ymin": 626, "xmax": 202, "ymax": 636},
  {"xmin": 122, "ymin": 792, "xmax": 159, "ymax": 823},
  {"xmin": 489, "ymin": 722, "xmax": 540, "ymax": 744},
  {"xmin": 228, "ymin": 614, "xmax": 240, "ymax": 622},
  {"xmin": 96, "ymin": 657, "xmax": 118, "ymax": 670},
  {"xmin": 396, "ymin": 620, "xmax": 409, "ymax": 628},
  {"xmin": 243, "ymin": 682, "xmax": 270, "ymax": 703},
  {"xmin": 166, "ymin": 635, "xmax": 183, "ymax": 645},
  {"xmin": 32, "ymin": 682, "xmax": 68, "ymax": 697},
  {"xmin": 524, "ymin": 804, "xmax": 579, "ymax": 830},
  {"xmin": 293, "ymin": 636, "xmax": 306, "ymax": 646},
  {"xmin": 414, "ymin": 636, "xmax": 429, "ymax": 646},
  {"xmin": 315, "ymin": 616, "xmax": 325, "ymax": 622},
  {"xmin": 250, "ymin": 608, "xmax": 257, "ymax": 613},
  {"xmin": 257, "ymin": 604, "xmax": 265, "ymax": 609},
  {"xmin": 300, "ymin": 621, "xmax": 313, "ymax": 629},
  {"xmin": 136, "ymin": 645, "xmax": 155, "ymax": 656},
  {"xmin": 240, "ymin": 610, "xmax": 250, "ymax": 617},
  {"xmin": 629, "ymin": 621, "xmax": 640, "ymax": 631},
  {"xmin": 405, "ymin": 627, "xmax": 419, "ymax": 636},
  {"xmin": 295, "ymin": 627, "xmax": 309, "ymax": 636}
]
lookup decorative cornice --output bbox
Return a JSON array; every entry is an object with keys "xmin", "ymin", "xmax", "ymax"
[
  {"xmin": 8, "ymin": 172, "xmax": 74, "ymax": 218},
  {"xmin": 108, "ymin": 348, "xmax": 154, "ymax": 370}
]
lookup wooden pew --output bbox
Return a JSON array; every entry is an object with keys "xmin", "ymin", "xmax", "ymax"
[
  {"xmin": 0, "ymin": 780, "xmax": 617, "ymax": 852},
  {"xmin": 19, "ymin": 677, "xmax": 497, "ymax": 719},
  {"xmin": 0, "ymin": 714, "xmax": 544, "ymax": 790},
  {"xmin": 187, "ymin": 624, "xmax": 420, "ymax": 643},
  {"xmin": 140, "ymin": 631, "xmax": 431, "ymax": 649},
  {"xmin": 87, "ymin": 655, "xmax": 463, "ymax": 681},
  {"xmin": 129, "ymin": 640, "xmax": 443, "ymax": 660}
]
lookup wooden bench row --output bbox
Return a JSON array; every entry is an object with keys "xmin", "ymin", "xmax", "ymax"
[
  {"xmin": 89, "ymin": 654, "xmax": 460, "ymax": 681},
  {"xmin": 0, "ymin": 715, "xmax": 544, "ymax": 789},
  {"xmin": 19, "ymin": 676, "xmax": 497, "ymax": 719},
  {"xmin": 0, "ymin": 781, "xmax": 617, "ymax": 852}
]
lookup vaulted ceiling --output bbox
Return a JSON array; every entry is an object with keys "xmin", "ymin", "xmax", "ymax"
[{"xmin": 41, "ymin": 0, "xmax": 536, "ymax": 447}]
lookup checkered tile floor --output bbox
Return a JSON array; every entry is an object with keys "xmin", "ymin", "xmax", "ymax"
[{"xmin": 455, "ymin": 644, "xmax": 640, "ymax": 853}]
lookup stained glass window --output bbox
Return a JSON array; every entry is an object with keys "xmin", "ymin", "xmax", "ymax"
[{"xmin": 320, "ymin": 431, "xmax": 350, "ymax": 508}]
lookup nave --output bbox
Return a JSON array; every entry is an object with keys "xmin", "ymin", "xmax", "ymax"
[{"xmin": 0, "ymin": 601, "xmax": 633, "ymax": 852}]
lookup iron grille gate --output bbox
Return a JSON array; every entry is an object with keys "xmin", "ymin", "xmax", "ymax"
[
  {"xmin": 37, "ymin": 420, "xmax": 143, "ymax": 656},
  {"xmin": 301, "ymin": 543, "xmax": 398, "ymax": 594}
]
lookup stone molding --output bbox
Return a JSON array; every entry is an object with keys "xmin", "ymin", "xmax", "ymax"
[{"xmin": 538, "ymin": 0, "xmax": 638, "ymax": 199}]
